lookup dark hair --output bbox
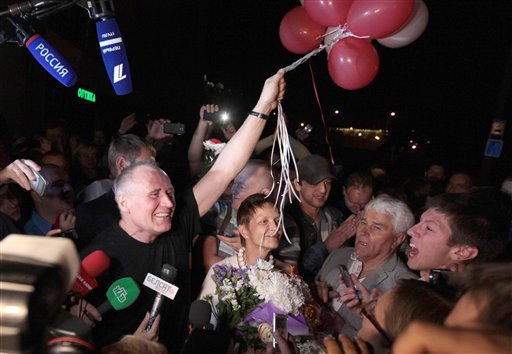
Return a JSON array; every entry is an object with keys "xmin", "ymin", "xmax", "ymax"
[
  {"xmin": 384, "ymin": 279, "xmax": 453, "ymax": 341},
  {"xmin": 236, "ymin": 193, "xmax": 276, "ymax": 227},
  {"xmin": 426, "ymin": 188, "xmax": 511, "ymax": 262},
  {"xmin": 107, "ymin": 134, "xmax": 155, "ymax": 178},
  {"xmin": 452, "ymin": 262, "xmax": 512, "ymax": 330},
  {"xmin": 344, "ymin": 171, "xmax": 373, "ymax": 189}
]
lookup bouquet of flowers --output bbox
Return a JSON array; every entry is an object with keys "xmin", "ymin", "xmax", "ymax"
[
  {"xmin": 205, "ymin": 259, "xmax": 310, "ymax": 351},
  {"xmin": 203, "ymin": 137, "xmax": 225, "ymax": 163}
]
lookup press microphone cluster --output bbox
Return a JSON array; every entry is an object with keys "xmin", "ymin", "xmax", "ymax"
[{"xmin": 1, "ymin": 0, "xmax": 133, "ymax": 94}]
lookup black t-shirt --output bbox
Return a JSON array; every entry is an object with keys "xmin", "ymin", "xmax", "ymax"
[{"xmin": 80, "ymin": 189, "xmax": 201, "ymax": 354}]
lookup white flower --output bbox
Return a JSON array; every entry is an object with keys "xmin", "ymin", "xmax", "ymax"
[
  {"xmin": 203, "ymin": 140, "xmax": 226, "ymax": 156},
  {"xmin": 247, "ymin": 260, "xmax": 308, "ymax": 315}
]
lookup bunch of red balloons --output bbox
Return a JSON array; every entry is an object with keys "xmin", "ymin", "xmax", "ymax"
[{"xmin": 279, "ymin": 0, "xmax": 429, "ymax": 90}]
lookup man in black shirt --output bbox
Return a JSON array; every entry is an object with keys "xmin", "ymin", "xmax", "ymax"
[{"xmin": 77, "ymin": 70, "xmax": 286, "ymax": 353}]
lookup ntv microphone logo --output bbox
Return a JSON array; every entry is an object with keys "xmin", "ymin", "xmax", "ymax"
[{"xmin": 112, "ymin": 285, "xmax": 128, "ymax": 303}]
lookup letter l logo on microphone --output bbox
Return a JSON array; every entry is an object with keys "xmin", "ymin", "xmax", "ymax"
[{"xmin": 114, "ymin": 64, "xmax": 126, "ymax": 83}]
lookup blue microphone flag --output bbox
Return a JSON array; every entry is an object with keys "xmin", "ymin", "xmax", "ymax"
[
  {"xmin": 25, "ymin": 34, "xmax": 77, "ymax": 87},
  {"xmin": 96, "ymin": 18, "xmax": 133, "ymax": 95}
]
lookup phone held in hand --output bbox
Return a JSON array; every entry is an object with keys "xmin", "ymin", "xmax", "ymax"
[
  {"xmin": 163, "ymin": 123, "xmax": 186, "ymax": 135},
  {"xmin": 204, "ymin": 111, "xmax": 229, "ymax": 123},
  {"xmin": 272, "ymin": 313, "xmax": 288, "ymax": 352},
  {"xmin": 339, "ymin": 265, "xmax": 362, "ymax": 301},
  {"xmin": 29, "ymin": 167, "xmax": 47, "ymax": 197}
]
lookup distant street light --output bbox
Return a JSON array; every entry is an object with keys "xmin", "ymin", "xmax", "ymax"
[{"xmin": 385, "ymin": 111, "xmax": 396, "ymax": 136}]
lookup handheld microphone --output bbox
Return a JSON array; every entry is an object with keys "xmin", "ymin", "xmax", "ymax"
[
  {"xmin": 25, "ymin": 33, "xmax": 78, "ymax": 87},
  {"xmin": 96, "ymin": 277, "xmax": 140, "ymax": 315},
  {"xmin": 180, "ymin": 300, "xmax": 230, "ymax": 354},
  {"xmin": 188, "ymin": 300, "xmax": 213, "ymax": 331},
  {"xmin": 146, "ymin": 264, "xmax": 177, "ymax": 331},
  {"xmin": 72, "ymin": 250, "xmax": 110, "ymax": 296}
]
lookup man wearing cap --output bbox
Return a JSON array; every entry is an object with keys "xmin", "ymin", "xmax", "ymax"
[{"xmin": 278, "ymin": 155, "xmax": 361, "ymax": 283}]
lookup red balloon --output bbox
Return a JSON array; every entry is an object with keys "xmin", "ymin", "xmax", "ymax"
[
  {"xmin": 347, "ymin": 0, "xmax": 415, "ymax": 38},
  {"xmin": 304, "ymin": 0, "xmax": 353, "ymax": 27},
  {"xmin": 279, "ymin": 6, "xmax": 326, "ymax": 54},
  {"xmin": 327, "ymin": 37, "xmax": 379, "ymax": 90}
]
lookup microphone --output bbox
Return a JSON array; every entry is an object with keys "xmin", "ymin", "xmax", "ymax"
[
  {"xmin": 180, "ymin": 300, "xmax": 230, "ymax": 354},
  {"xmin": 146, "ymin": 264, "xmax": 177, "ymax": 331},
  {"xmin": 72, "ymin": 250, "xmax": 110, "ymax": 296},
  {"xmin": 96, "ymin": 277, "xmax": 140, "ymax": 315},
  {"xmin": 25, "ymin": 33, "xmax": 78, "ymax": 87},
  {"xmin": 78, "ymin": 0, "xmax": 132, "ymax": 95},
  {"xmin": 188, "ymin": 300, "xmax": 213, "ymax": 331},
  {"xmin": 95, "ymin": 17, "xmax": 132, "ymax": 95}
]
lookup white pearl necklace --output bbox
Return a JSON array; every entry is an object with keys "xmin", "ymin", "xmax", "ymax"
[{"xmin": 237, "ymin": 247, "xmax": 274, "ymax": 269}]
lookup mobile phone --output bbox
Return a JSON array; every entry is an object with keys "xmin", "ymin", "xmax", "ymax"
[
  {"xmin": 204, "ymin": 111, "xmax": 229, "ymax": 123},
  {"xmin": 29, "ymin": 167, "xmax": 47, "ymax": 197},
  {"xmin": 272, "ymin": 313, "xmax": 288, "ymax": 351},
  {"xmin": 163, "ymin": 122, "xmax": 186, "ymax": 135},
  {"xmin": 339, "ymin": 265, "xmax": 362, "ymax": 301}
]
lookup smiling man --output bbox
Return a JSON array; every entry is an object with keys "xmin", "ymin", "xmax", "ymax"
[
  {"xmin": 407, "ymin": 187, "xmax": 511, "ymax": 281},
  {"xmin": 77, "ymin": 69, "xmax": 286, "ymax": 353}
]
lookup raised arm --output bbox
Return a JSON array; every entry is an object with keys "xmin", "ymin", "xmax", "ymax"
[
  {"xmin": 193, "ymin": 69, "xmax": 286, "ymax": 216},
  {"xmin": 0, "ymin": 159, "xmax": 40, "ymax": 191},
  {"xmin": 188, "ymin": 104, "xmax": 217, "ymax": 178}
]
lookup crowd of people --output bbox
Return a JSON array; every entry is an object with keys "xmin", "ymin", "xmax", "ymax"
[{"xmin": 0, "ymin": 69, "xmax": 511, "ymax": 354}]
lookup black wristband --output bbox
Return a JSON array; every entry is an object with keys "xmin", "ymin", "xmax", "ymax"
[{"xmin": 248, "ymin": 111, "xmax": 269, "ymax": 120}]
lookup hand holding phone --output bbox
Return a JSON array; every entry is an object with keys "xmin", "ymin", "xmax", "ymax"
[
  {"xmin": 339, "ymin": 265, "xmax": 362, "ymax": 302},
  {"xmin": 29, "ymin": 167, "xmax": 47, "ymax": 197}
]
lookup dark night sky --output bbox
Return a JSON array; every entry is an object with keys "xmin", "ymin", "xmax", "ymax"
[{"xmin": 1, "ymin": 0, "xmax": 511, "ymax": 178}]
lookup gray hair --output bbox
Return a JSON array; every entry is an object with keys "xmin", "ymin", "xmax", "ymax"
[
  {"xmin": 108, "ymin": 134, "xmax": 155, "ymax": 178},
  {"xmin": 364, "ymin": 196, "xmax": 414, "ymax": 235},
  {"xmin": 113, "ymin": 160, "xmax": 163, "ymax": 200}
]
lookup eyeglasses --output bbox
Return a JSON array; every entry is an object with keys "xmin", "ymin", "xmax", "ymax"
[{"xmin": 361, "ymin": 307, "xmax": 392, "ymax": 347}]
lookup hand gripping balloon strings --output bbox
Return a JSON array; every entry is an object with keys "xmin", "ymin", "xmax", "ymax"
[{"xmin": 268, "ymin": 23, "xmax": 369, "ymax": 244}]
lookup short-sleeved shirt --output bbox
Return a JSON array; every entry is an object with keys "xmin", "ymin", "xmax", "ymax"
[{"xmin": 81, "ymin": 189, "xmax": 201, "ymax": 354}]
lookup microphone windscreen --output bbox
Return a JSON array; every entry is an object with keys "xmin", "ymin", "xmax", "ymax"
[
  {"xmin": 25, "ymin": 34, "xmax": 77, "ymax": 87},
  {"xmin": 96, "ymin": 18, "xmax": 132, "ymax": 95},
  {"xmin": 161, "ymin": 264, "xmax": 178, "ymax": 283},
  {"xmin": 81, "ymin": 250, "xmax": 110, "ymax": 278},
  {"xmin": 189, "ymin": 300, "xmax": 212, "ymax": 329},
  {"xmin": 105, "ymin": 277, "xmax": 140, "ymax": 311}
]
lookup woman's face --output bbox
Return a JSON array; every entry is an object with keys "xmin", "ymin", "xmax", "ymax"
[
  {"xmin": 239, "ymin": 203, "xmax": 281, "ymax": 254},
  {"xmin": 0, "ymin": 193, "xmax": 21, "ymax": 222}
]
